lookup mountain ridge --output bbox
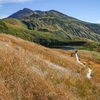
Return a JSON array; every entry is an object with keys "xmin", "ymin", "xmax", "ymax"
[
  {"xmin": 7, "ymin": 8, "xmax": 100, "ymax": 42},
  {"xmin": 8, "ymin": 8, "xmax": 46, "ymax": 19}
]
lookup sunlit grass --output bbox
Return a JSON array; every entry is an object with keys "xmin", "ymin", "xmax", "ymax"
[{"xmin": 0, "ymin": 34, "xmax": 100, "ymax": 100}]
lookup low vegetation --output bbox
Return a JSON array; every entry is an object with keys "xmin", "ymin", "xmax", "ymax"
[
  {"xmin": 0, "ymin": 34, "xmax": 100, "ymax": 100},
  {"xmin": 80, "ymin": 41, "xmax": 100, "ymax": 51}
]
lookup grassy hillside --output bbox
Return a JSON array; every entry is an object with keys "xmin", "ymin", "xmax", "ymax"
[
  {"xmin": 0, "ymin": 19, "xmax": 87, "ymax": 47},
  {"xmin": 4, "ymin": 18, "xmax": 27, "ymax": 29},
  {"xmin": 0, "ymin": 34, "xmax": 100, "ymax": 100}
]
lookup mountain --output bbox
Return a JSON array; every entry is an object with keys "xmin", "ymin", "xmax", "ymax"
[
  {"xmin": 8, "ymin": 8, "xmax": 40, "ymax": 18},
  {"xmin": 0, "ymin": 33, "xmax": 100, "ymax": 100},
  {"xmin": 8, "ymin": 8, "xmax": 100, "ymax": 42},
  {"xmin": 0, "ymin": 8, "xmax": 100, "ymax": 48}
]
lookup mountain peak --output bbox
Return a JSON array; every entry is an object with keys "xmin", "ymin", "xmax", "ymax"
[
  {"xmin": 8, "ymin": 8, "xmax": 34, "ymax": 18},
  {"xmin": 23, "ymin": 8, "xmax": 31, "ymax": 10},
  {"xmin": 8, "ymin": 8, "xmax": 43, "ymax": 19},
  {"xmin": 22, "ymin": 8, "xmax": 33, "ymax": 12}
]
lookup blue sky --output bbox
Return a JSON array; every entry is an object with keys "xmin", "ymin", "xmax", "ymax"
[{"xmin": 0, "ymin": 0, "xmax": 100, "ymax": 23}]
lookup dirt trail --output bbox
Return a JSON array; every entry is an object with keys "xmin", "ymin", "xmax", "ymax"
[{"xmin": 74, "ymin": 50, "xmax": 92, "ymax": 79}]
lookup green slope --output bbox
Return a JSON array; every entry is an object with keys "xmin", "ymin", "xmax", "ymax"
[
  {"xmin": 3, "ymin": 18, "xmax": 27, "ymax": 29},
  {"xmin": 1, "ymin": 19, "xmax": 85, "ymax": 47}
]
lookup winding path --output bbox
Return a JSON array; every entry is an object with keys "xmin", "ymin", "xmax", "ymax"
[
  {"xmin": 75, "ymin": 53, "xmax": 86, "ymax": 67},
  {"xmin": 74, "ymin": 50, "xmax": 92, "ymax": 79},
  {"xmin": 86, "ymin": 68, "xmax": 92, "ymax": 79}
]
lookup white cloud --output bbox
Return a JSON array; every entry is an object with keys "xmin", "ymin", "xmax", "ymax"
[{"xmin": 0, "ymin": 0, "xmax": 32, "ymax": 4}]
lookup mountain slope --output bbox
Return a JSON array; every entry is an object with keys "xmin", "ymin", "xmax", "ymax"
[
  {"xmin": 8, "ymin": 8, "xmax": 100, "ymax": 42},
  {"xmin": 0, "ymin": 19, "xmax": 87, "ymax": 47},
  {"xmin": 0, "ymin": 34, "xmax": 100, "ymax": 100}
]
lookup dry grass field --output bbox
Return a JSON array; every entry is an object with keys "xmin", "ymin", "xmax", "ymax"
[{"xmin": 0, "ymin": 34, "xmax": 100, "ymax": 100}]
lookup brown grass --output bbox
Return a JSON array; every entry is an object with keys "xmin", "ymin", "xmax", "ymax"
[{"xmin": 0, "ymin": 33, "xmax": 100, "ymax": 100}]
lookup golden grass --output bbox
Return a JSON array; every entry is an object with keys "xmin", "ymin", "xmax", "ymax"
[{"xmin": 0, "ymin": 33, "xmax": 100, "ymax": 100}]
